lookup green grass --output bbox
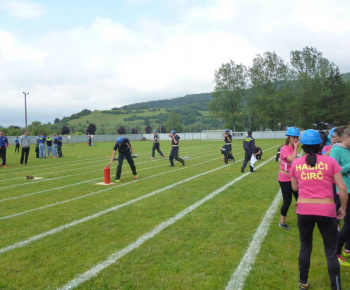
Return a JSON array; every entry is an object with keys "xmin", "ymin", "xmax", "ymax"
[
  {"xmin": 67, "ymin": 109, "xmax": 209, "ymax": 127},
  {"xmin": 0, "ymin": 140, "xmax": 349, "ymax": 289}
]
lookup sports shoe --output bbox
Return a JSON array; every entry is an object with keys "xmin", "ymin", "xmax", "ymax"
[
  {"xmin": 298, "ymin": 282, "xmax": 309, "ymax": 290},
  {"xmin": 241, "ymin": 167, "xmax": 244, "ymax": 173},
  {"xmin": 115, "ymin": 179, "xmax": 121, "ymax": 183},
  {"xmin": 338, "ymin": 255, "xmax": 350, "ymax": 266},
  {"xmin": 162, "ymin": 155, "xmax": 165, "ymax": 158},
  {"xmin": 279, "ymin": 222, "xmax": 291, "ymax": 230},
  {"xmin": 134, "ymin": 175, "xmax": 138, "ymax": 179},
  {"xmin": 151, "ymin": 157, "xmax": 155, "ymax": 159},
  {"xmin": 2, "ymin": 165, "xmax": 7, "ymax": 168},
  {"xmin": 182, "ymin": 160, "xmax": 185, "ymax": 166},
  {"xmin": 343, "ymin": 249, "xmax": 350, "ymax": 258},
  {"xmin": 170, "ymin": 165, "xmax": 174, "ymax": 167}
]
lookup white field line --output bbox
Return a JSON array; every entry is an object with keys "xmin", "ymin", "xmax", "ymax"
[
  {"xmin": 0, "ymin": 155, "xmax": 240, "ymax": 220},
  {"xmin": 57, "ymin": 156, "xmax": 275, "ymax": 290},
  {"xmin": 0, "ymin": 148, "xmax": 223, "ymax": 202},
  {"xmin": 0, "ymin": 157, "xmax": 241, "ymax": 255},
  {"xmin": 0, "ymin": 144, "xmax": 276, "ymax": 217},
  {"xmin": 0, "ymin": 156, "xmax": 105, "ymax": 178},
  {"xmin": 0, "ymin": 145, "xmax": 218, "ymax": 190},
  {"xmin": 0, "ymin": 143, "xmax": 220, "ymax": 185},
  {"xmin": 225, "ymin": 190, "xmax": 282, "ymax": 290}
]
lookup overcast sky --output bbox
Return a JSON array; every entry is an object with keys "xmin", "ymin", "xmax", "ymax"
[{"xmin": 1, "ymin": 0, "xmax": 349, "ymax": 127}]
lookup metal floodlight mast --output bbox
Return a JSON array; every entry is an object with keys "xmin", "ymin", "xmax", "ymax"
[{"xmin": 23, "ymin": 92, "xmax": 29, "ymax": 129}]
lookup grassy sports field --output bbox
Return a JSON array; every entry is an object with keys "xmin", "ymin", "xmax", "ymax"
[{"xmin": 0, "ymin": 139, "xmax": 349, "ymax": 289}]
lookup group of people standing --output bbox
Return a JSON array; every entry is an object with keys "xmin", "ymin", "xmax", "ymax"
[
  {"xmin": 278, "ymin": 126, "xmax": 350, "ymax": 290},
  {"xmin": 0, "ymin": 130, "xmax": 64, "ymax": 168},
  {"xmin": 35, "ymin": 133, "xmax": 63, "ymax": 159}
]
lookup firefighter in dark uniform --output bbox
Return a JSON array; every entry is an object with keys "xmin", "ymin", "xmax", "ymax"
[
  {"xmin": 168, "ymin": 130, "xmax": 185, "ymax": 167},
  {"xmin": 223, "ymin": 129, "xmax": 235, "ymax": 164},
  {"xmin": 152, "ymin": 130, "xmax": 165, "ymax": 159},
  {"xmin": 254, "ymin": 146, "xmax": 262, "ymax": 160},
  {"xmin": 107, "ymin": 137, "xmax": 138, "ymax": 183},
  {"xmin": 241, "ymin": 129, "xmax": 257, "ymax": 173}
]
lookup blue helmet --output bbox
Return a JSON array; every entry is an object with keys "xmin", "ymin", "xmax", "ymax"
[
  {"xmin": 225, "ymin": 129, "xmax": 229, "ymax": 133},
  {"xmin": 300, "ymin": 129, "xmax": 322, "ymax": 145},
  {"xmin": 286, "ymin": 127, "xmax": 300, "ymax": 137},
  {"xmin": 153, "ymin": 130, "xmax": 157, "ymax": 133},
  {"xmin": 330, "ymin": 127, "xmax": 337, "ymax": 137},
  {"xmin": 117, "ymin": 137, "xmax": 123, "ymax": 143},
  {"xmin": 171, "ymin": 130, "xmax": 176, "ymax": 134}
]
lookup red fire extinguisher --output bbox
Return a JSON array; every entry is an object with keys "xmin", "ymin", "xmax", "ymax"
[{"xmin": 104, "ymin": 166, "xmax": 110, "ymax": 184}]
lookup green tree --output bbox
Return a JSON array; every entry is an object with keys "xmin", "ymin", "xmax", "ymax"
[
  {"xmin": 209, "ymin": 60, "xmax": 248, "ymax": 131},
  {"xmin": 248, "ymin": 51, "xmax": 290, "ymax": 130},
  {"xmin": 166, "ymin": 110, "xmax": 183, "ymax": 133},
  {"xmin": 290, "ymin": 46, "xmax": 343, "ymax": 128}
]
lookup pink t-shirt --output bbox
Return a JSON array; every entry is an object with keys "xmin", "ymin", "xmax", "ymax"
[
  {"xmin": 289, "ymin": 155, "xmax": 342, "ymax": 217},
  {"xmin": 322, "ymin": 145, "xmax": 332, "ymax": 154},
  {"xmin": 278, "ymin": 145, "xmax": 295, "ymax": 182}
]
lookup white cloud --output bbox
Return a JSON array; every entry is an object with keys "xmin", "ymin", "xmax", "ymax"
[
  {"xmin": 0, "ymin": 29, "xmax": 48, "ymax": 62},
  {"xmin": 0, "ymin": 1, "xmax": 46, "ymax": 19}
]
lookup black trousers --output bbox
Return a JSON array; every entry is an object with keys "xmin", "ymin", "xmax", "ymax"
[
  {"xmin": 223, "ymin": 144, "xmax": 234, "ymax": 164},
  {"xmin": 169, "ymin": 146, "xmax": 184, "ymax": 166},
  {"xmin": 298, "ymin": 214, "xmax": 340, "ymax": 290},
  {"xmin": 337, "ymin": 196, "xmax": 350, "ymax": 255},
  {"xmin": 242, "ymin": 150, "xmax": 252, "ymax": 169},
  {"xmin": 15, "ymin": 143, "xmax": 20, "ymax": 153},
  {"xmin": 57, "ymin": 146, "xmax": 63, "ymax": 157},
  {"xmin": 116, "ymin": 149, "xmax": 137, "ymax": 180},
  {"xmin": 152, "ymin": 143, "xmax": 163, "ymax": 157},
  {"xmin": 279, "ymin": 181, "xmax": 298, "ymax": 217},
  {"xmin": 0, "ymin": 147, "xmax": 6, "ymax": 165},
  {"xmin": 20, "ymin": 147, "xmax": 30, "ymax": 164}
]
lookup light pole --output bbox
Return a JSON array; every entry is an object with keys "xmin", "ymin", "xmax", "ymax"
[{"xmin": 23, "ymin": 92, "xmax": 29, "ymax": 129}]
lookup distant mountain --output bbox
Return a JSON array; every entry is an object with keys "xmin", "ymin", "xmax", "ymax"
[{"xmin": 116, "ymin": 92, "xmax": 212, "ymax": 110}]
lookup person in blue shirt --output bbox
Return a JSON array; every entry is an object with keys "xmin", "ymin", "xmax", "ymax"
[
  {"xmin": 14, "ymin": 136, "xmax": 19, "ymax": 153},
  {"xmin": 57, "ymin": 133, "xmax": 63, "ymax": 157},
  {"xmin": 0, "ymin": 131, "xmax": 9, "ymax": 168},
  {"xmin": 168, "ymin": 130, "xmax": 184, "ymax": 167},
  {"xmin": 107, "ymin": 137, "xmax": 138, "ymax": 183},
  {"xmin": 52, "ymin": 134, "xmax": 58, "ymax": 158},
  {"xmin": 38, "ymin": 133, "xmax": 46, "ymax": 158}
]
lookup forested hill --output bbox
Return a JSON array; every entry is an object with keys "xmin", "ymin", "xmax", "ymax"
[{"xmin": 118, "ymin": 92, "xmax": 212, "ymax": 111}]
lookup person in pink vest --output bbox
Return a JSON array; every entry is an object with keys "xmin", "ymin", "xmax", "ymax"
[
  {"xmin": 278, "ymin": 127, "xmax": 300, "ymax": 230},
  {"xmin": 290, "ymin": 129, "xmax": 347, "ymax": 290}
]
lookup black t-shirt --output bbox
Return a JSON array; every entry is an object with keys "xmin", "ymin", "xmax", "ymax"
[
  {"xmin": 224, "ymin": 134, "xmax": 232, "ymax": 143},
  {"xmin": 171, "ymin": 135, "xmax": 180, "ymax": 145},
  {"xmin": 113, "ymin": 138, "xmax": 130, "ymax": 152}
]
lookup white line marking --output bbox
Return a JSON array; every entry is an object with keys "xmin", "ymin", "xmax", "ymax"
[
  {"xmin": 57, "ymin": 157, "xmax": 274, "ymax": 290},
  {"xmin": 0, "ymin": 156, "xmax": 244, "ymax": 254},
  {"xmin": 225, "ymin": 189, "xmax": 282, "ymax": 290}
]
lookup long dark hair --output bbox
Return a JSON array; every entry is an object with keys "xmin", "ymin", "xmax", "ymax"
[{"xmin": 301, "ymin": 144, "xmax": 321, "ymax": 167}]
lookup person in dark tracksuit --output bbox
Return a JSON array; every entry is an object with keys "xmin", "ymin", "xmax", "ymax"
[
  {"xmin": 241, "ymin": 130, "xmax": 257, "ymax": 173},
  {"xmin": 107, "ymin": 137, "xmax": 138, "ymax": 183},
  {"xmin": 168, "ymin": 130, "xmax": 184, "ymax": 167},
  {"xmin": 0, "ymin": 131, "xmax": 9, "ymax": 168},
  {"xmin": 152, "ymin": 130, "xmax": 165, "ymax": 159},
  {"xmin": 57, "ymin": 133, "xmax": 63, "ymax": 157},
  {"xmin": 223, "ymin": 129, "xmax": 235, "ymax": 164},
  {"xmin": 254, "ymin": 146, "xmax": 262, "ymax": 160}
]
